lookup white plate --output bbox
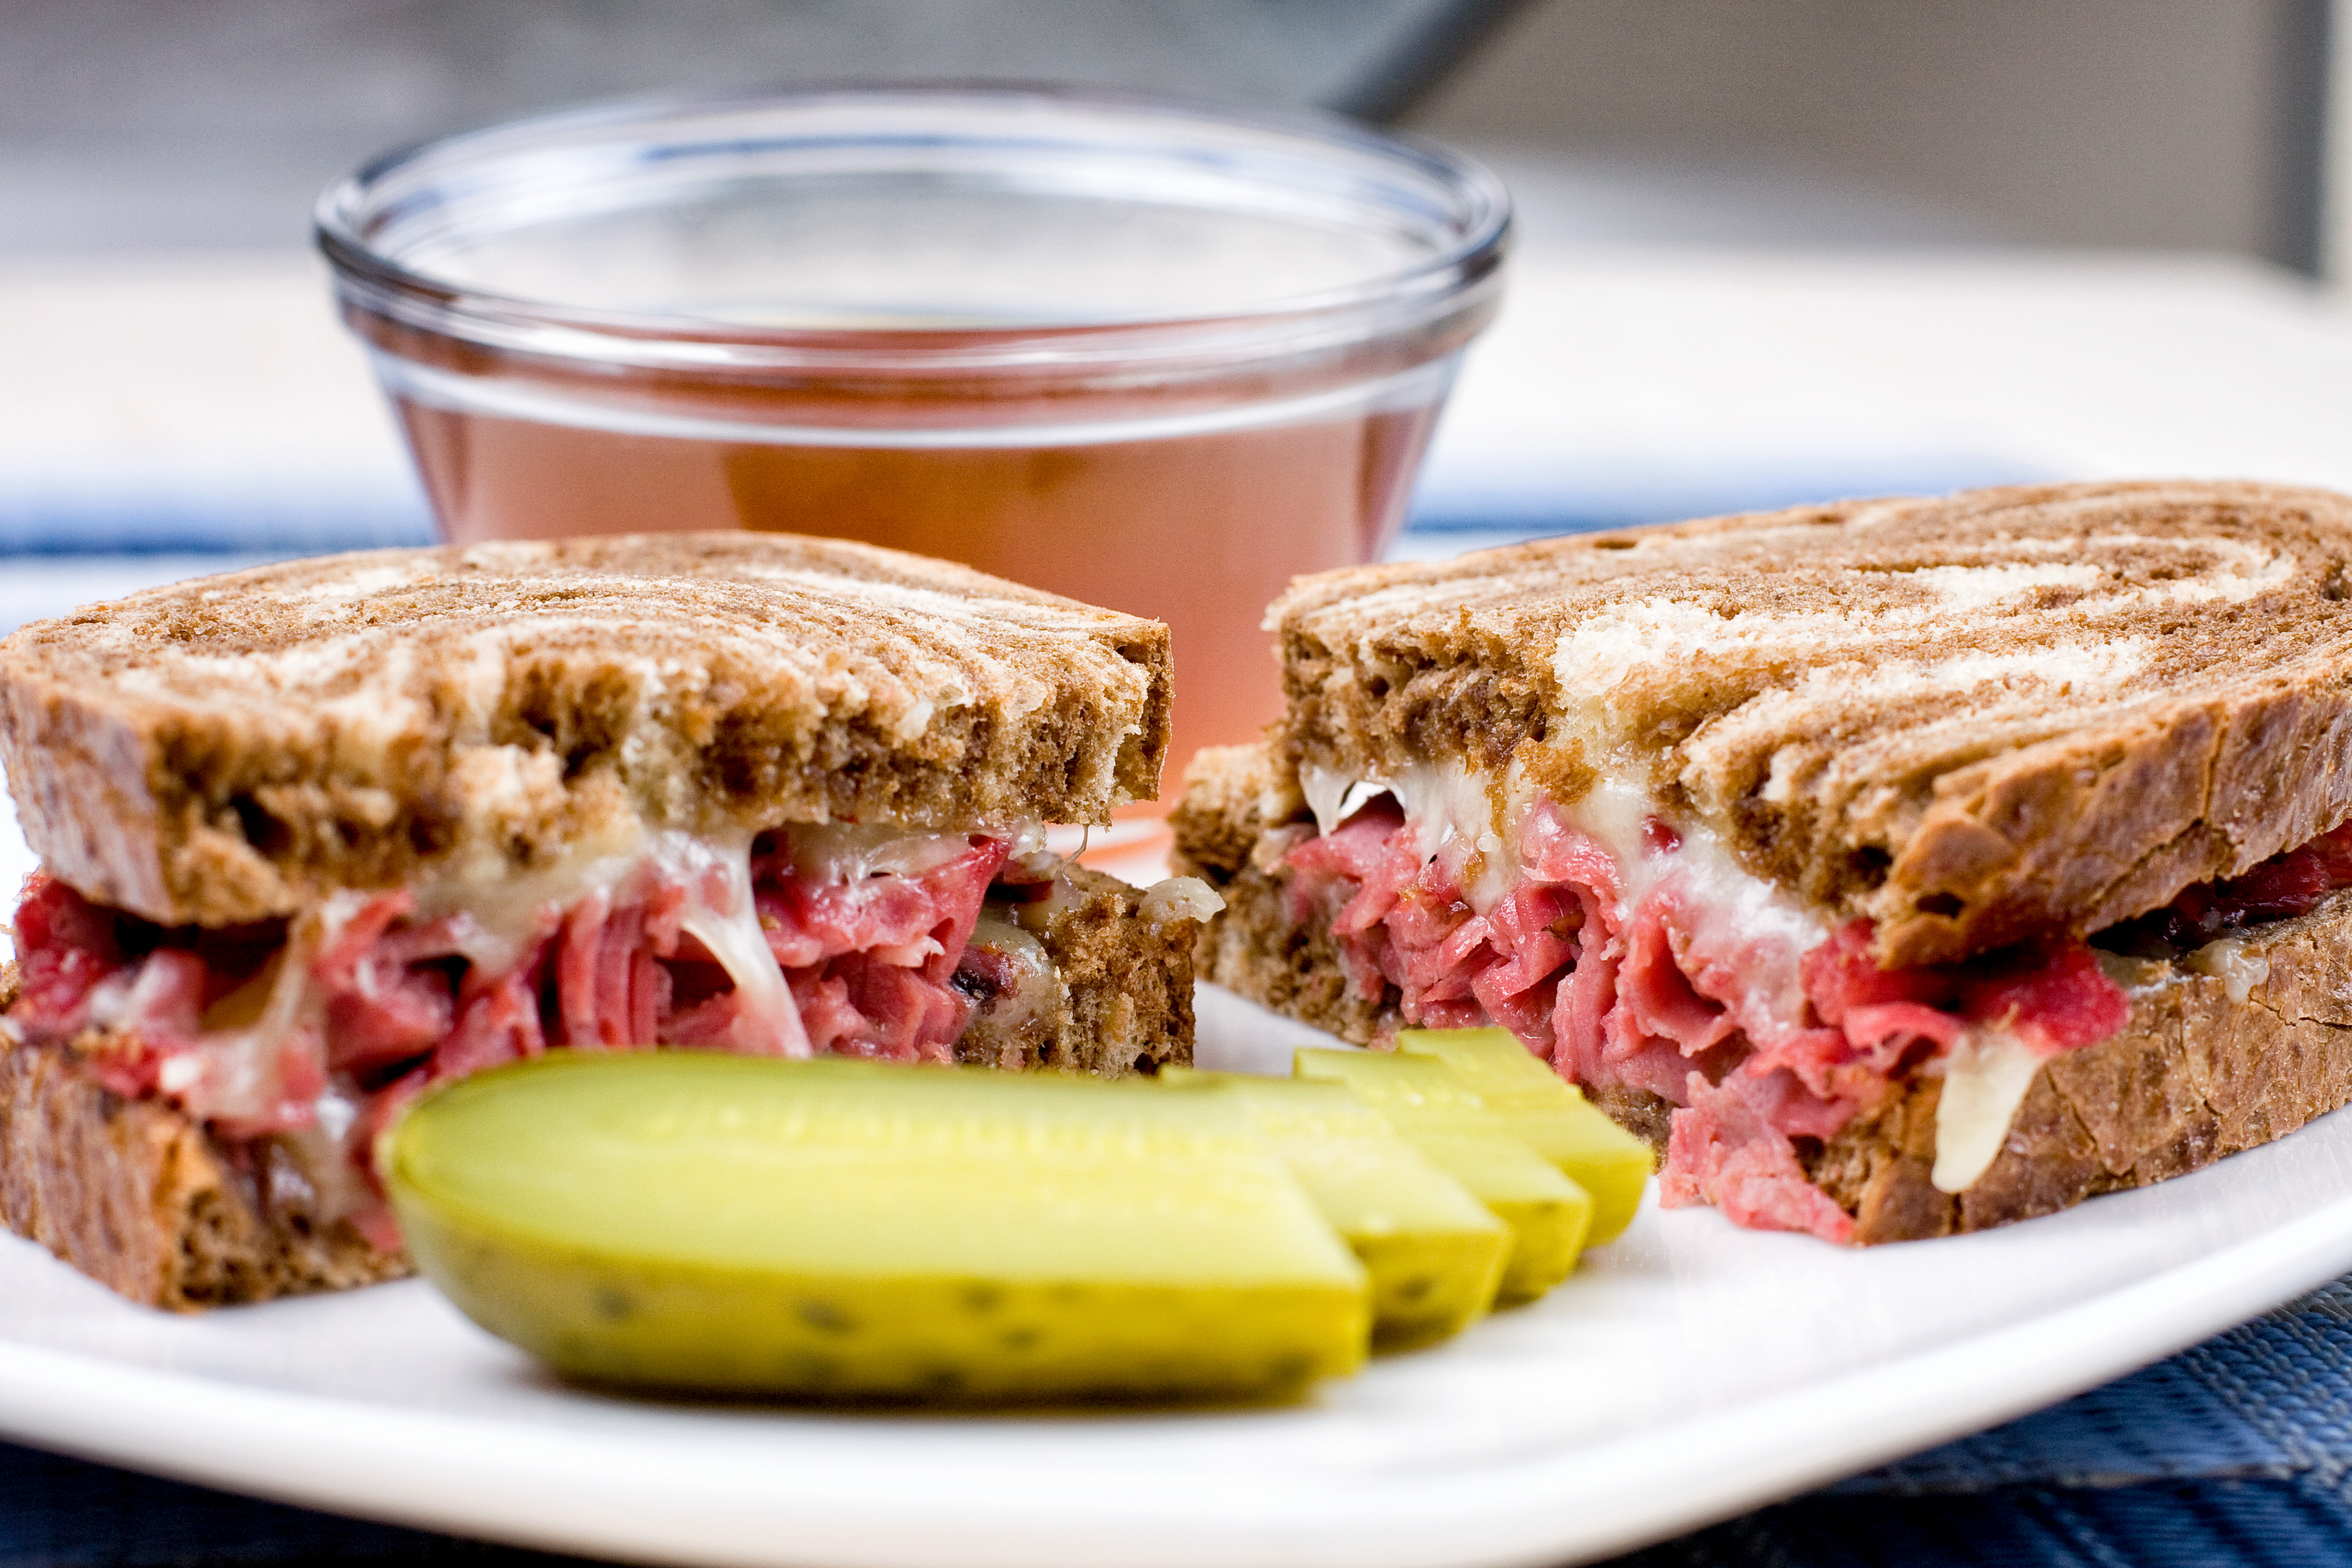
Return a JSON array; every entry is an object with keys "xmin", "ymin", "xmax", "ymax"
[{"xmin": 4, "ymin": 797, "xmax": 2352, "ymax": 1568}]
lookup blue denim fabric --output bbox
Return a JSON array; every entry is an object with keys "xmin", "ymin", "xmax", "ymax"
[{"xmin": 1601, "ymin": 1282, "xmax": 2352, "ymax": 1567}]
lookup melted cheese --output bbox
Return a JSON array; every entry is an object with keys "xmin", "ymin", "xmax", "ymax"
[
  {"xmin": 1932, "ymin": 1027, "xmax": 2043, "ymax": 1192},
  {"xmin": 1300, "ymin": 764, "xmax": 1370, "ymax": 839},
  {"xmin": 2187, "ymin": 936, "xmax": 2270, "ymax": 1004},
  {"xmin": 407, "ymin": 817, "xmax": 653, "ymax": 979},
  {"xmin": 1551, "ymin": 777, "xmax": 1828, "ymax": 962},
  {"xmin": 654, "ymin": 830, "xmax": 808, "ymax": 1057},
  {"xmin": 396, "ymin": 820, "xmax": 809, "ymax": 1054},
  {"xmin": 783, "ymin": 822, "xmax": 984, "ymax": 884},
  {"xmin": 189, "ymin": 915, "xmax": 327, "ymax": 1120},
  {"xmin": 961, "ymin": 911, "xmax": 1065, "ymax": 1050},
  {"xmin": 1140, "ymin": 876, "xmax": 1225, "ymax": 926},
  {"xmin": 1300, "ymin": 760, "xmax": 1515, "ymax": 910}
]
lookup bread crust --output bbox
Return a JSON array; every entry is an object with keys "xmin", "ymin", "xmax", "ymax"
[
  {"xmin": 1810, "ymin": 891, "xmax": 2352, "ymax": 1241},
  {"xmin": 0, "ymin": 1011, "xmax": 406, "ymax": 1310},
  {"xmin": 0, "ymin": 869, "xmax": 1197, "ymax": 1307},
  {"xmin": 955, "ymin": 864, "xmax": 1200, "ymax": 1077},
  {"xmin": 0, "ymin": 533, "xmax": 1171, "ymax": 928},
  {"xmin": 1265, "ymin": 480, "xmax": 2352, "ymax": 966},
  {"xmin": 1173, "ymin": 756, "xmax": 2352, "ymax": 1244}
]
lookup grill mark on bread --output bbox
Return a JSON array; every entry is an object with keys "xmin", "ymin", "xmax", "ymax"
[
  {"xmin": 1270, "ymin": 480, "xmax": 2352, "ymax": 965},
  {"xmin": 0, "ymin": 534, "xmax": 1171, "ymax": 928}
]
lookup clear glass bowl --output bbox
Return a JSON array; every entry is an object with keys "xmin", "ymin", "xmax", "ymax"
[{"xmin": 318, "ymin": 85, "xmax": 1509, "ymax": 774}]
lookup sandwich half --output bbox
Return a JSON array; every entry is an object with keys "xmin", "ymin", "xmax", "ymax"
[
  {"xmin": 1174, "ymin": 480, "xmax": 2352, "ymax": 1244},
  {"xmin": 0, "ymin": 533, "xmax": 1217, "ymax": 1307}
]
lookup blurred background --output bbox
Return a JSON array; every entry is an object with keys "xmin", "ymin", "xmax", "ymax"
[
  {"xmin": 0, "ymin": 0, "xmax": 2341, "ymax": 268},
  {"xmin": 0, "ymin": 0, "xmax": 2347, "ymax": 584},
  {"xmin": 7, "ymin": 0, "xmax": 2346, "ymax": 621},
  {"xmin": 7, "ymin": 2, "xmax": 2341, "ymax": 780}
]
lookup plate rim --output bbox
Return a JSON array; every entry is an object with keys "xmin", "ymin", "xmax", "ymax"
[{"xmin": 0, "ymin": 1169, "xmax": 2344, "ymax": 1568}]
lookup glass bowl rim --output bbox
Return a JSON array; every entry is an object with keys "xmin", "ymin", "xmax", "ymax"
[{"xmin": 313, "ymin": 80, "xmax": 1513, "ymax": 362}]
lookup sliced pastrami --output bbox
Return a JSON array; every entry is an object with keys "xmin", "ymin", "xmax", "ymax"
[
  {"xmin": 2105, "ymin": 820, "xmax": 2352, "ymax": 952},
  {"xmin": 6, "ymin": 873, "xmax": 127, "ymax": 1040},
  {"xmin": 2, "ymin": 826, "xmax": 1028, "ymax": 1244},
  {"xmin": 316, "ymin": 893, "xmax": 459, "ymax": 1074},
  {"xmin": 1286, "ymin": 798, "xmax": 1587, "ymax": 1037},
  {"xmin": 754, "ymin": 835, "xmax": 1008, "ymax": 1062},
  {"xmin": 1802, "ymin": 920, "xmax": 2127, "ymax": 1059},
  {"xmin": 1281, "ymin": 793, "xmax": 2140, "ymax": 1243},
  {"xmin": 1662, "ymin": 1074, "xmax": 1857, "ymax": 1243}
]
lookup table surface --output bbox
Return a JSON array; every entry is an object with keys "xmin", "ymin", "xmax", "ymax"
[
  {"xmin": 5, "ymin": 243, "xmax": 2351, "ymax": 564},
  {"xmin": 4, "ymin": 242, "xmax": 2352, "ymax": 1566}
]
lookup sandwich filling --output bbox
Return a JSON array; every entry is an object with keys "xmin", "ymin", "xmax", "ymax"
[
  {"xmin": 1281, "ymin": 762, "xmax": 2352, "ymax": 1243},
  {"xmin": 2, "ymin": 822, "xmax": 1207, "ymax": 1250}
]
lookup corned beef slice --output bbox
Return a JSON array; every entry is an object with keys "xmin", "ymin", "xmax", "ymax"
[
  {"xmin": 8, "ymin": 873, "xmax": 123, "ymax": 1038},
  {"xmin": 3, "ymin": 832, "xmax": 1018, "ymax": 1237},
  {"xmin": 754, "ymin": 837, "xmax": 1008, "ymax": 1059},
  {"xmin": 1285, "ymin": 798, "xmax": 2155, "ymax": 1243},
  {"xmin": 2106, "ymin": 820, "xmax": 2352, "ymax": 950},
  {"xmin": 1662, "ymin": 1074, "xmax": 1857, "ymax": 1244}
]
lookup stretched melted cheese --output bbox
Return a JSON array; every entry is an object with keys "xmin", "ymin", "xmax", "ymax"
[{"xmin": 656, "ymin": 831, "xmax": 807, "ymax": 1058}]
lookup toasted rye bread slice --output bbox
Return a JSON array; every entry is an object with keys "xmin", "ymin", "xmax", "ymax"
[
  {"xmin": 1169, "ymin": 744, "xmax": 1390, "ymax": 1046},
  {"xmin": 1269, "ymin": 480, "xmax": 2352, "ymax": 967},
  {"xmin": 1171, "ymin": 746, "xmax": 2352, "ymax": 1244},
  {"xmin": 0, "ymin": 1037, "xmax": 407, "ymax": 1310},
  {"xmin": 0, "ymin": 533, "xmax": 1170, "ymax": 929},
  {"xmin": 0, "ymin": 872, "xmax": 1199, "ymax": 1310},
  {"xmin": 1808, "ymin": 887, "xmax": 2352, "ymax": 1241},
  {"xmin": 953, "ymin": 863, "xmax": 1200, "ymax": 1077}
]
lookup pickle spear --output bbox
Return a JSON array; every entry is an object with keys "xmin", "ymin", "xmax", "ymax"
[
  {"xmin": 1397, "ymin": 1028, "xmax": 1654, "ymax": 1244},
  {"xmin": 385, "ymin": 1053, "xmax": 1369, "ymax": 1403},
  {"xmin": 1162, "ymin": 1068, "xmax": 1509, "ymax": 1350},
  {"xmin": 1294, "ymin": 1047, "xmax": 1592, "ymax": 1303}
]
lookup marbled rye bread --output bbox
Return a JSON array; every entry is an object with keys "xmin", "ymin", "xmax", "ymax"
[
  {"xmin": 0, "ymin": 533, "xmax": 1171, "ymax": 929},
  {"xmin": 1268, "ymin": 480, "xmax": 2352, "ymax": 967}
]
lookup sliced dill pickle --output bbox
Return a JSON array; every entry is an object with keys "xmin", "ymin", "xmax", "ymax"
[
  {"xmin": 1161, "ymin": 1068, "xmax": 1509, "ymax": 1350},
  {"xmin": 1397, "ymin": 1028, "xmax": 1655, "ymax": 1245},
  {"xmin": 1294, "ymin": 1048, "xmax": 1592, "ymax": 1304},
  {"xmin": 384, "ymin": 1053, "xmax": 1369, "ymax": 1403}
]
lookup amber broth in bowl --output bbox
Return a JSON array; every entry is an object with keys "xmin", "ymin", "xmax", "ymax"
[{"xmin": 322, "ymin": 88, "xmax": 1508, "ymax": 783}]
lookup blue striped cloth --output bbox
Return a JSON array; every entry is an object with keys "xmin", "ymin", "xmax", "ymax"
[
  {"xmin": 0, "ymin": 449, "xmax": 2042, "ymax": 560},
  {"xmin": 0, "ymin": 482, "xmax": 433, "ymax": 558},
  {"xmin": 1609, "ymin": 1281, "xmax": 2352, "ymax": 1567},
  {"xmin": 0, "ymin": 1281, "xmax": 2344, "ymax": 1566},
  {"xmin": 1403, "ymin": 452, "xmax": 2040, "ymax": 540}
]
